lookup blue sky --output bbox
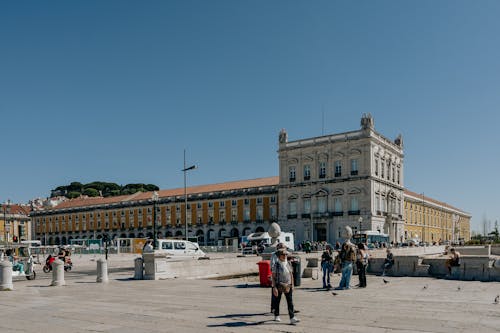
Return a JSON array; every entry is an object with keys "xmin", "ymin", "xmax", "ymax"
[{"xmin": 1, "ymin": 1, "xmax": 499, "ymax": 233}]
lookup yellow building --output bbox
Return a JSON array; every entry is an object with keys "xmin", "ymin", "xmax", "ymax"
[
  {"xmin": 404, "ymin": 190, "xmax": 471, "ymax": 244},
  {"xmin": 31, "ymin": 177, "xmax": 279, "ymax": 246},
  {"xmin": 0, "ymin": 203, "xmax": 31, "ymax": 243}
]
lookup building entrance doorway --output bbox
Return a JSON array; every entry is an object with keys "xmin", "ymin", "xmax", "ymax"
[{"xmin": 315, "ymin": 223, "xmax": 327, "ymax": 242}]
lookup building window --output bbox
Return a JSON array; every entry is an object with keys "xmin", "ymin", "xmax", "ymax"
[
  {"xmin": 244, "ymin": 199, "xmax": 249, "ymax": 205},
  {"xmin": 350, "ymin": 197, "xmax": 359, "ymax": 212},
  {"xmin": 397, "ymin": 169, "xmax": 400, "ymax": 184},
  {"xmin": 381, "ymin": 161, "xmax": 385, "ymax": 179},
  {"xmin": 335, "ymin": 161, "xmax": 342, "ymax": 177},
  {"xmin": 375, "ymin": 158, "xmax": 379, "ymax": 176},
  {"xmin": 244, "ymin": 207, "xmax": 250, "ymax": 221},
  {"xmin": 317, "ymin": 196, "xmax": 327, "ymax": 213},
  {"xmin": 270, "ymin": 196, "xmax": 276, "ymax": 203},
  {"xmin": 303, "ymin": 198, "xmax": 311, "ymax": 214},
  {"xmin": 350, "ymin": 159, "xmax": 358, "ymax": 176},
  {"xmin": 319, "ymin": 162, "xmax": 326, "ymax": 178},
  {"xmin": 257, "ymin": 197, "xmax": 263, "ymax": 205},
  {"xmin": 303, "ymin": 165, "xmax": 311, "ymax": 180},
  {"xmin": 256, "ymin": 206, "xmax": 263, "ymax": 220},
  {"xmin": 219, "ymin": 201, "xmax": 225, "ymax": 207},
  {"xmin": 288, "ymin": 201, "xmax": 297, "ymax": 216},
  {"xmin": 386, "ymin": 161, "xmax": 391, "ymax": 180},
  {"xmin": 231, "ymin": 200, "xmax": 237, "ymax": 206},
  {"xmin": 270, "ymin": 206, "xmax": 277, "ymax": 219},
  {"xmin": 197, "ymin": 202, "xmax": 202, "ymax": 209},
  {"xmin": 334, "ymin": 198, "xmax": 342, "ymax": 213},
  {"xmin": 219, "ymin": 210, "xmax": 225, "ymax": 222},
  {"xmin": 231, "ymin": 209, "xmax": 237, "ymax": 221},
  {"xmin": 289, "ymin": 166, "xmax": 296, "ymax": 182}
]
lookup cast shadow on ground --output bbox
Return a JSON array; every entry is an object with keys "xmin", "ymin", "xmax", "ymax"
[
  {"xmin": 206, "ymin": 321, "xmax": 268, "ymax": 328},
  {"xmin": 212, "ymin": 283, "xmax": 261, "ymax": 289},
  {"xmin": 207, "ymin": 312, "xmax": 273, "ymax": 328}
]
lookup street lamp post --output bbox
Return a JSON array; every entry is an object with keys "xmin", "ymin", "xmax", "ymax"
[
  {"xmin": 152, "ymin": 191, "xmax": 159, "ymax": 249},
  {"xmin": 358, "ymin": 216, "xmax": 363, "ymax": 234},
  {"xmin": 3, "ymin": 200, "xmax": 11, "ymax": 244},
  {"xmin": 182, "ymin": 149, "xmax": 196, "ymax": 241}
]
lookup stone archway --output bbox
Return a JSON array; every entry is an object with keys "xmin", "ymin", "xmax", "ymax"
[
  {"xmin": 196, "ymin": 229, "xmax": 205, "ymax": 245},
  {"xmin": 230, "ymin": 228, "xmax": 239, "ymax": 238}
]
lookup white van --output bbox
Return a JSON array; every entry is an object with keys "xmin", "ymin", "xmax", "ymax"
[
  {"xmin": 242, "ymin": 232, "xmax": 295, "ymax": 254},
  {"xmin": 154, "ymin": 239, "xmax": 206, "ymax": 259}
]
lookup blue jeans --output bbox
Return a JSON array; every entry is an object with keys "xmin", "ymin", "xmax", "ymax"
[
  {"xmin": 321, "ymin": 262, "xmax": 333, "ymax": 287},
  {"xmin": 338, "ymin": 262, "xmax": 353, "ymax": 289}
]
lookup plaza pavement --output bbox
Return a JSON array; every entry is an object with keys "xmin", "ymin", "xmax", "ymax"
[{"xmin": 2, "ymin": 254, "xmax": 500, "ymax": 333}]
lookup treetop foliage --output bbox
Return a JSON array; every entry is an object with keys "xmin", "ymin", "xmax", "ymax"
[{"xmin": 50, "ymin": 181, "xmax": 160, "ymax": 199}]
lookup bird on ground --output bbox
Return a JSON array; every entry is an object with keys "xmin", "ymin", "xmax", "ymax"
[
  {"xmin": 422, "ymin": 285, "xmax": 428, "ymax": 290},
  {"xmin": 332, "ymin": 292, "xmax": 338, "ymax": 296},
  {"xmin": 383, "ymin": 279, "xmax": 390, "ymax": 284},
  {"xmin": 494, "ymin": 295, "xmax": 499, "ymax": 304},
  {"xmin": 457, "ymin": 286, "xmax": 461, "ymax": 291}
]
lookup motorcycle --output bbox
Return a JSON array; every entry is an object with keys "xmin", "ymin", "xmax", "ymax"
[{"xmin": 43, "ymin": 255, "xmax": 73, "ymax": 273}]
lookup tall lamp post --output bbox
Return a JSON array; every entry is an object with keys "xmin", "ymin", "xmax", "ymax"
[
  {"xmin": 152, "ymin": 191, "xmax": 159, "ymax": 249},
  {"xmin": 182, "ymin": 149, "xmax": 196, "ymax": 241},
  {"xmin": 358, "ymin": 216, "xmax": 363, "ymax": 234},
  {"xmin": 3, "ymin": 200, "xmax": 11, "ymax": 243}
]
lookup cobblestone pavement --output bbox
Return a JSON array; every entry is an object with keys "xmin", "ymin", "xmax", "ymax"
[{"xmin": 1, "ymin": 264, "xmax": 500, "ymax": 333}]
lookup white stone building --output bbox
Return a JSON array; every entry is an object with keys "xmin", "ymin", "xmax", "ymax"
[{"xmin": 277, "ymin": 114, "xmax": 405, "ymax": 244}]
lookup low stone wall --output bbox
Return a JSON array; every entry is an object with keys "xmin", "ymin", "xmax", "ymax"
[
  {"xmin": 143, "ymin": 254, "xmax": 261, "ymax": 280},
  {"xmin": 454, "ymin": 246, "xmax": 490, "ymax": 256}
]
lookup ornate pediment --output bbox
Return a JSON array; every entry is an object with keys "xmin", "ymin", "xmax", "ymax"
[
  {"xmin": 348, "ymin": 187, "xmax": 362, "ymax": 195},
  {"xmin": 332, "ymin": 189, "xmax": 344, "ymax": 196}
]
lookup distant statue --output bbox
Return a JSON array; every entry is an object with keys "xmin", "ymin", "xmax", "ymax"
[
  {"xmin": 279, "ymin": 129, "xmax": 288, "ymax": 144},
  {"xmin": 268, "ymin": 222, "xmax": 281, "ymax": 247},
  {"xmin": 360, "ymin": 113, "xmax": 374, "ymax": 130},
  {"xmin": 394, "ymin": 134, "xmax": 404, "ymax": 147},
  {"xmin": 343, "ymin": 226, "xmax": 353, "ymax": 244}
]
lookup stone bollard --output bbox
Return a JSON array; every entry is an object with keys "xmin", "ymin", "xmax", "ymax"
[
  {"xmin": 134, "ymin": 257, "xmax": 143, "ymax": 280},
  {"xmin": 51, "ymin": 259, "xmax": 65, "ymax": 286},
  {"xmin": 96, "ymin": 258, "xmax": 109, "ymax": 283},
  {"xmin": 0, "ymin": 260, "xmax": 14, "ymax": 291}
]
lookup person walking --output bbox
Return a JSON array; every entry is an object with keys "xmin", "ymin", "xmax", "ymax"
[
  {"xmin": 321, "ymin": 245, "xmax": 334, "ymax": 289},
  {"xmin": 356, "ymin": 243, "xmax": 369, "ymax": 288},
  {"xmin": 335, "ymin": 227, "xmax": 356, "ymax": 290},
  {"xmin": 272, "ymin": 249, "xmax": 300, "ymax": 325},
  {"xmin": 270, "ymin": 243, "xmax": 286, "ymax": 313}
]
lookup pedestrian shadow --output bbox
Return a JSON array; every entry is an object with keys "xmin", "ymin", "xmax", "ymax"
[
  {"xmin": 212, "ymin": 283, "xmax": 261, "ymax": 289},
  {"xmin": 209, "ymin": 312, "xmax": 269, "ymax": 319},
  {"xmin": 299, "ymin": 287, "xmax": 330, "ymax": 292},
  {"xmin": 207, "ymin": 321, "xmax": 268, "ymax": 327}
]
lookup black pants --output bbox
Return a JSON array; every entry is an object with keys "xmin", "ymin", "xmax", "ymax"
[
  {"xmin": 274, "ymin": 289, "xmax": 295, "ymax": 319},
  {"xmin": 271, "ymin": 289, "xmax": 276, "ymax": 312},
  {"xmin": 357, "ymin": 262, "xmax": 367, "ymax": 287}
]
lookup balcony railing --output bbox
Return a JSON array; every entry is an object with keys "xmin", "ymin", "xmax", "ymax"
[
  {"xmin": 350, "ymin": 170, "xmax": 358, "ymax": 176},
  {"xmin": 335, "ymin": 172, "xmax": 341, "ymax": 177},
  {"xmin": 301, "ymin": 213, "xmax": 311, "ymax": 218},
  {"xmin": 287, "ymin": 214, "xmax": 298, "ymax": 219},
  {"xmin": 348, "ymin": 210, "xmax": 360, "ymax": 215},
  {"xmin": 303, "ymin": 176, "xmax": 310, "ymax": 181},
  {"xmin": 289, "ymin": 177, "xmax": 296, "ymax": 182}
]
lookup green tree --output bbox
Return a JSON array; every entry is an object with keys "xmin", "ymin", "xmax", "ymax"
[{"xmin": 83, "ymin": 188, "xmax": 100, "ymax": 197}]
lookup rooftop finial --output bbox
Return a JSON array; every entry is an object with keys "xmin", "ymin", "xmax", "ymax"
[{"xmin": 361, "ymin": 113, "xmax": 374, "ymax": 130}]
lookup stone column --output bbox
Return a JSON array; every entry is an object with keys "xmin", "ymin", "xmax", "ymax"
[
  {"xmin": 96, "ymin": 258, "xmax": 109, "ymax": 283},
  {"xmin": 0, "ymin": 260, "xmax": 13, "ymax": 291},
  {"xmin": 134, "ymin": 257, "xmax": 144, "ymax": 280},
  {"xmin": 51, "ymin": 259, "xmax": 65, "ymax": 286}
]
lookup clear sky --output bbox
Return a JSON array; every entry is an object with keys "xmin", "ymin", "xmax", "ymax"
[{"xmin": 1, "ymin": 1, "xmax": 499, "ymax": 233}]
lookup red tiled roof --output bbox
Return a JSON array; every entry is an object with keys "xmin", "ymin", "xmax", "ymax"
[
  {"xmin": 0, "ymin": 204, "xmax": 30, "ymax": 215},
  {"xmin": 46, "ymin": 177, "xmax": 279, "ymax": 211}
]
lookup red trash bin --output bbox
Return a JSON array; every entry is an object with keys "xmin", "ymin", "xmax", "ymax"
[{"xmin": 257, "ymin": 260, "xmax": 272, "ymax": 287}]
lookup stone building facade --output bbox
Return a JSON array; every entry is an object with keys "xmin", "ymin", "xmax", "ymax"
[{"xmin": 277, "ymin": 114, "xmax": 405, "ymax": 244}]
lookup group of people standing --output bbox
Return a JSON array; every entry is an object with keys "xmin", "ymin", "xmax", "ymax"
[{"xmin": 320, "ymin": 241, "xmax": 370, "ymax": 290}]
